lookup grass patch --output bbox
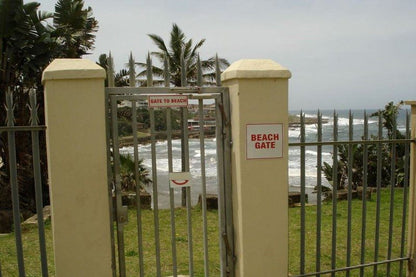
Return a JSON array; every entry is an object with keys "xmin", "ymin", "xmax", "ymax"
[
  {"xmin": 289, "ymin": 188, "xmax": 408, "ymax": 276},
  {"xmin": 0, "ymin": 188, "xmax": 409, "ymax": 276}
]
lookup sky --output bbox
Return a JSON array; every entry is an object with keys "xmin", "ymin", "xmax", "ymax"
[{"xmin": 35, "ymin": 0, "xmax": 416, "ymax": 110}]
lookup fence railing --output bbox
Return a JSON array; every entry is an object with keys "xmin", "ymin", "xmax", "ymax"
[
  {"xmin": 288, "ymin": 109, "xmax": 412, "ymax": 277},
  {"xmin": 0, "ymin": 89, "xmax": 49, "ymax": 277}
]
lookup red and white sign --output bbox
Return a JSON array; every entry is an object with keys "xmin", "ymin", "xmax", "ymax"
[
  {"xmin": 169, "ymin": 172, "xmax": 192, "ymax": 188},
  {"xmin": 246, "ymin": 123, "xmax": 283, "ymax": 159},
  {"xmin": 148, "ymin": 95, "xmax": 188, "ymax": 108}
]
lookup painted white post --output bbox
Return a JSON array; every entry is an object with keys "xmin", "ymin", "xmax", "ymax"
[
  {"xmin": 42, "ymin": 59, "xmax": 112, "ymax": 277},
  {"xmin": 406, "ymin": 101, "xmax": 416, "ymax": 276},
  {"xmin": 222, "ymin": 59, "xmax": 291, "ymax": 277}
]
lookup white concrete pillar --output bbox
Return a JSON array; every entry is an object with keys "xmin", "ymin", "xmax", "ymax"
[
  {"xmin": 221, "ymin": 59, "xmax": 291, "ymax": 277},
  {"xmin": 42, "ymin": 59, "xmax": 112, "ymax": 277}
]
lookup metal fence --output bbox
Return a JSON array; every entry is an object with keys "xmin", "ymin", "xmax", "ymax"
[
  {"xmin": 288, "ymin": 109, "xmax": 412, "ymax": 276},
  {"xmin": 0, "ymin": 89, "xmax": 49, "ymax": 277},
  {"xmin": 105, "ymin": 54, "xmax": 234, "ymax": 277}
]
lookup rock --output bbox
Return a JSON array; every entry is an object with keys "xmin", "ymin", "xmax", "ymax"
[
  {"xmin": 289, "ymin": 192, "xmax": 308, "ymax": 207},
  {"xmin": 22, "ymin": 206, "xmax": 51, "ymax": 225},
  {"xmin": 198, "ymin": 194, "xmax": 218, "ymax": 210},
  {"xmin": 0, "ymin": 210, "xmax": 13, "ymax": 233}
]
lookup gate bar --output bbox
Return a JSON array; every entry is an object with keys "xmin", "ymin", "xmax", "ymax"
[
  {"xmin": 300, "ymin": 112, "xmax": 306, "ymax": 275},
  {"xmin": 197, "ymin": 57, "xmax": 210, "ymax": 277},
  {"xmin": 360, "ymin": 112, "xmax": 369, "ymax": 277},
  {"xmin": 399, "ymin": 111, "xmax": 410, "ymax": 276},
  {"xmin": 131, "ymin": 100, "xmax": 145, "ymax": 277},
  {"xmin": 149, "ymin": 108, "xmax": 162, "ymax": 277},
  {"xmin": 166, "ymin": 107, "xmax": 178, "ymax": 277},
  {"xmin": 29, "ymin": 91, "xmax": 48, "ymax": 277},
  {"xmin": 386, "ymin": 115, "xmax": 397, "ymax": 276},
  {"xmin": 105, "ymin": 93, "xmax": 117, "ymax": 277},
  {"xmin": 331, "ymin": 112, "xmax": 338, "ymax": 277},
  {"xmin": 6, "ymin": 90, "xmax": 25, "ymax": 277},
  {"xmin": 111, "ymin": 97, "xmax": 127, "ymax": 277},
  {"xmin": 373, "ymin": 113, "xmax": 383, "ymax": 277},
  {"xmin": 315, "ymin": 111, "xmax": 322, "ymax": 277},
  {"xmin": 216, "ymin": 97, "xmax": 227, "ymax": 277},
  {"xmin": 346, "ymin": 111, "xmax": 353, "ymax": 277}
]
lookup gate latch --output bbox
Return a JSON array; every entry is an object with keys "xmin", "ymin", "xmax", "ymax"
[{"xmin": 113, "ymin": 205, "xmax": 128, "ymax": 224}]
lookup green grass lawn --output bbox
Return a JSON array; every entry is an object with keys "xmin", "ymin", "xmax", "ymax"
[{"xmin": 0, "ymin": 188, "xmax": 409, "ymax": 276}]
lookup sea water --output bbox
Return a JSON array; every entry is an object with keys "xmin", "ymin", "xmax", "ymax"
[{"xmin": 120, "ymin": 109, "xmax": 409, "ymax": 208}]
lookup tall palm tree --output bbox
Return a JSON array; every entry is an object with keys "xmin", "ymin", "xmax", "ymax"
[
  {"xmin": 53, "ymin": 0, "xmax": 98, "ymax": 58},
  {"xmin": 137, "ymin": 23, "xmax": 229, "ymax": 86}
]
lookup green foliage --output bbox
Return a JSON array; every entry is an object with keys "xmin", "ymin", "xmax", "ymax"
[
  {"xmin": 53, "ymin": 0, "xmax": 98, "ymax": 58},
  {"xmin": 323, "ymin": 102, "xmax": 407, "ymax": 190},
  {"xmin": 119, "ymin": 154, "xmax": 151, "ymax": 192},
  {"xmin": 0, "ymin": 0, "xmax": 99, "ymax": 212},
  {"xmin": 137, "ymin": 23, "xmax": 229, "ymax": 86}
]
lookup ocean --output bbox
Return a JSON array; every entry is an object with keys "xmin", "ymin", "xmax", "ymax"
[{"xmin": 120, "ymin": 109, "xmax": 409, "ymax": 208}]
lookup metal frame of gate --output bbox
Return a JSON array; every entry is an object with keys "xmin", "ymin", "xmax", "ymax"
[{"xmin": 105, "ymin": 86, "xmax": 234, "ymax": 277}]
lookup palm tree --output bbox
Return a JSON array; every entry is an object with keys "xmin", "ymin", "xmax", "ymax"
[
  {"xmin": 53, "ymin": 0, "xmax": 98, "ymax": 58},
  {"xmin": 137, "ymin": 23, "xmax": 229, "ymax": 86},
  {"xmin": 0, "ymin": 1, "xmax": 55, "ymax": 215}
]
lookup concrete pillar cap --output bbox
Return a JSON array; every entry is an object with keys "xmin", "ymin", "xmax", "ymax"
[
  {"xmin": 42, "ymin": 59, "xmax": 105, "ymax": 84},
  {"xmin": 221, "ymin": 59, "xmax": 291, "ymax": 81}
]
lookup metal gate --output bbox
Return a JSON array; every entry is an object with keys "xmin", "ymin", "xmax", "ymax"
[{"xmin": 106, "ymin": 86, "xmax": 234, "ymax": 277}]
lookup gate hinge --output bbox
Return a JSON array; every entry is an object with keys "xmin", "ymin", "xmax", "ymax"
[
  {"xmin": 218, "ymin": 103, "xmax": 230, "ymax": 127},
  {"xmin": 409, "ymin": 257, "xmax": 414, "ymax": 272}
]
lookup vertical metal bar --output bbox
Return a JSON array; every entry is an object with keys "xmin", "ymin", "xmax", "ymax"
[
  {"xmin": 215, "ymin": 54, "xmax": 221, "ymax": 86},
  {"xmin": 399, "ymin": 111, "xmax": 410, "ymax": 276},
  {"xmin": 184, "ymin": 112, "xmax": 194, "ymax": 277},
  {"xmin": 181, "ymin": 50, "xmax": 187, "ymax": 87},
  {"xmin": 131, "ymin": 100, "xmax": 144, "ymax": 277},
  {"xmin": 111, "ymin": 96, "xmax": 126, "ymax": 277},
  {"xmin": 331, "ymin": 111, "xmax": 338, "ymax": 277},
  {"xmin": 29, "ymin": 91, "xmax": 48, "ymax": 277},
  {"xmin": 386, "ymin": 114, "xmax": 397, "ymax": 276},
  {"xmin": 300, "ymin": 111, "xmax": 306, "ymax": 275},
  {"xmin": 180, "ymin": 48, "xmax": 194, "ymax": 276},
  {"xmin": 107, "ymin": 52, "xmax": 115, "ymax": 87},
  {"xmin": 316, "ymin": 111, "xmax": 322, "ymax": 277},
  {"xmin": 167, "ymin": 107, "xmax": 178, "ymax": 277},
  {"xmin": 197, "ymin": 56, "xmax": 210, "ymax": 277},
  {"xmin": 360, "ymin": 111, "xmax": 369, "ymax": 277},
  {"xmin": 165, "ymin": 56, "xmax": 178, "ymax": 277},
  {"xmin": 129, "ymin": 52, "xmax": 136, "ymax": 87},
  {"xmin": 346, "ymin": 111, "xmax": 353, "ymax": 277},
  {"xmin": 373, "ymin": 112, "xmax": 383, "ymax": 277},
  {"xmin": 215, "ymin": 97, "xmax": 227, "ymax": 277},
  {"xmin": 105, "ymin": 90, "xmax": 117, "ymax": 277},
  {"xmin": 180, "ymin": 48, "xmax": 188, "ymax": 207},
  {"xmin": 149, "ymin": 108, "xmax": 161, "ymax": 277},
  {"xmin": 146, "ymin": 53, "xmax": 154, "ymax": 87},
  {"xmin": 224, "ymin": 91, "xmax": 234, "ymax": 277},
  {"xmin": 6, "ymin": 89, "xmax": 25, "ymax": 277}
]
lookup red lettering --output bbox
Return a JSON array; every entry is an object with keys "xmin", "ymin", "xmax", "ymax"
[
  {"xmin": 254, "ymin": 141, "xmax": 276, "ymax": 149},
  {"xmin": 251, "ymin": 133, "xmax": 279, "ymax": 141}
]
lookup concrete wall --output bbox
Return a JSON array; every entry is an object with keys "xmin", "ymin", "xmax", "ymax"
[{"xmin": 42, "ymin": 59, "xmax": 112, "ymax": 277}]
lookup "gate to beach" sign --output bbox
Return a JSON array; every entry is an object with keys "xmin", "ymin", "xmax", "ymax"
[{"xmin": 246, "ymin": 123, "xmax": 283, "ymax": 159}]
